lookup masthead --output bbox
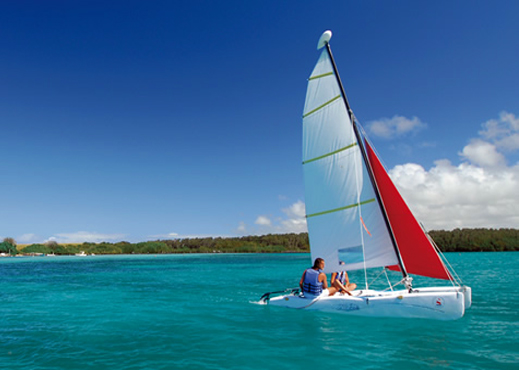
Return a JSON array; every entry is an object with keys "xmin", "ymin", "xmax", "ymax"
[{"xmin": 317, "ymin": 30, "xmax": 332, "ymax": 50}]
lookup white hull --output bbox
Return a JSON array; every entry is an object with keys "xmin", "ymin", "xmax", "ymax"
[{"xmin": 266, "ymin": 286, "xmax": 471, "ymax": 321}]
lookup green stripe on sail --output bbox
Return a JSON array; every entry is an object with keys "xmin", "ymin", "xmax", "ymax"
[
  {"xmin": 306, "ymin": 198, "xmax": 376, "ymax": 218},
  {"xmin": 303, "ymin": 95, "xmax": 341, "ymax": 118},
  {"xmin": 303, "ymin": 142, "xmax": 357, "ymax": 165},
  {"xmin": 308, "ymin": 71, "xmax": 333, "ymax": 81}
]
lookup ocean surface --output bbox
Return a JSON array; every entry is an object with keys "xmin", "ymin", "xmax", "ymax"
[{"xmin": 0, "ymin": 252, "xmax": 517, "ymax": 370}]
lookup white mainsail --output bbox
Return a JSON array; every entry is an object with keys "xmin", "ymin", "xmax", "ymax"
[{"xmin": 302, "ymin": 49, "xmax": 398, "ymax": 274}]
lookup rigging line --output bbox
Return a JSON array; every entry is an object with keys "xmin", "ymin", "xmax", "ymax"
[
  {"xmin": 302, "ymin": 142, "xmax": 357, "ymax": 164},
  {"xmin": 355, "ymin": 145, "xmax": 369, "ymax": 290},
  {"xmin": 382, "ymin": 278, "xmax": 407, "ymax": 291},
  {"xmin": 359, "ymin": 124, "xmax": 392, "ymax": 174},
  {"xmin": 367, "ymin": 268, "xmax": 388, "ymax": 288},
  {"xmin": 383, "ymin": 268, "xmax": 394, "ymax": 292},
  {"xmin": 429, "ymin": 234, "xmax": 463, "ymax": 286},
  {"xmin": 306, "ymin": 198, "xmax": 375, "ymax": 219},
  {"xmin": 302, "ymin": 95, "xmax": 341, "ymax": 118},
  {"xmin": 420, "ymin": 222, "xmax": 462, "ymax": 285}
]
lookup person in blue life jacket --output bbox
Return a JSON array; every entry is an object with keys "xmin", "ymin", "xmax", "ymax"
[
  {"xmin": 299, "ymin": 258, "xmax": 339, "ymax": 297},
  {"xmin": 331, "ymin": 261, "xmax": 357, "ymax": 295}
]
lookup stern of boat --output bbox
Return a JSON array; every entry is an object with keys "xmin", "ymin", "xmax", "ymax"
[{"xmin": 460, "ymin": 285, "xmax": 472, "ymax": 309}]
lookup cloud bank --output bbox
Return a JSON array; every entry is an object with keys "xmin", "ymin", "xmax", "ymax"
[
  {"xmin": 392, "ymin": 111, "xmax": 519, "ymax": 230},
  {"xmin": 51, "ymin": 232, "xmax": 127, "ymax": 244},
  {"xmin": 390, "ymin": 159, "xmax": 519, "ymax": 230},
  {"xmin": 15, "ymin": 232, "xmax": 127, "ymax": 244}
]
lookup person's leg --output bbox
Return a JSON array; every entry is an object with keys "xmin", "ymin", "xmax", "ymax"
[{"xmin": 332, "ymin": 279, "xmax": 345, "ymax": 291}]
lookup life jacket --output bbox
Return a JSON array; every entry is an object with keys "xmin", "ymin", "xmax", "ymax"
[
  {"xmin": 335, "ymin": 271, "xmax": 346, "ymax": 285},
  {"xmin": 302, "ymin": 268, "xmax": 323, "ymax": 295}
]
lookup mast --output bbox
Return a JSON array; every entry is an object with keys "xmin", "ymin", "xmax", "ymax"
[{"xmin": 319, "ymin": 31, "xmax": 409, "ymax": 280}]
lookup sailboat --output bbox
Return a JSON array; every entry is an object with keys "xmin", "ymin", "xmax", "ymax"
[{"xmin": 260, "ymin": 31, "xmax": 471, "ymax": 320}]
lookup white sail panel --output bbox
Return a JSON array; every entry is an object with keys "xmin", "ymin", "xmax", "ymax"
[
  {"xmin": 303, "ymin": 51, "xmax": 353, "ymax": 164},
  {"xmin": 302, "ymin": 50, "xmax": 398, "ymax": 273},
  {"xmin": 303, "ymin": 150, "xmax": 362, "ymax": 218},
  {"xmin": 356, "ymin": 200, "xmax": 399, "ymax": 268}
]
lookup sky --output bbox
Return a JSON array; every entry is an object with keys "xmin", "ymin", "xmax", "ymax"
[{"xmin": 1, "ymin": 1, "xmax": 518, "ymax": 244}]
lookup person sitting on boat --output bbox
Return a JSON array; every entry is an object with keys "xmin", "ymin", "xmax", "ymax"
[
  {"xmin": 299, "ymin": 258, "xmax": 338, "ymax": 298},
  {"xmin": 331, "ymin": 262, "xmax": 357, "ymax": 295}
]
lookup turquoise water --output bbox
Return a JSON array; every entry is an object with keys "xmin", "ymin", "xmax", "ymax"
[{"xmin": 0, "ymin": 252, "xmax": 517, "ymax": 369}]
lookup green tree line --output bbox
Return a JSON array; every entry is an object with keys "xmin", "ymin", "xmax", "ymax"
[
  {"xmin": 4, "ymin": 233, "xmax": 310, "ymax": 255},
  {"xmin": 429, "ymin": 228, "xmax": 519, "ymax": 252},
  {"xmin": 2, "ymin": 228, "xmax": 518, "ymax": 256}
]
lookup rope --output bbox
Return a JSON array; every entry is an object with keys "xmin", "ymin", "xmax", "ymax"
[
  {"xmin": 428, "ymin": 234, "xmax": 464, "ymax": 286},
  {"xmin": 383, "ymin": 268, "xmax": 394, "ymax": 292},
  {"xmin": 352, "ymin": 115, "xmax": 370, "ymax": 290}
]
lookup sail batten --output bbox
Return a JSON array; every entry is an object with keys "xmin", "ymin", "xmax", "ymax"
[
  {"xmin": 303, "ymin": 95, "xmax": 341, "ymax": 118},
  {"xmin": 303, "ymin": 142, "xmax": 357, "ymax": 164},
  {"xmin": 306, "ymin": 198, "xmax": 376, "ymax": 218},
  {"xmin": 308, "ymin": 71, "xmax": 334, "ymax": 80}
]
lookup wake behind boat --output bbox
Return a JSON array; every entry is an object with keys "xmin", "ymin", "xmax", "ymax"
[{"xmin": 260, "ymin": 30, "xmax": 471, "ymax": 320}]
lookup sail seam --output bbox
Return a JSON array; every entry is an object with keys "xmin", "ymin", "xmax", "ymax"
[
  {"xmin": 303, "ymin": 142, "xmax": 357, "ymax": 164},
  {"xmin": 306, "ymin": 198, "xmax": 376, "ymax": 218},
  {"xmin": 303, "ymin": 95, "xmax": 341, "ymax": 118},
  {"xmin": 308, "ymin": 71, "xmax": 334, "ymax": 81}
]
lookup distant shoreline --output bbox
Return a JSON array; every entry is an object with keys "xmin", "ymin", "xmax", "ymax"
[
  {"xmin": 0, "ymin": 250, "xmax": 516, "ymax": 261},
  {"xmin": 2, "ymin": 229, "xmax": 518, "ymax": 256}
]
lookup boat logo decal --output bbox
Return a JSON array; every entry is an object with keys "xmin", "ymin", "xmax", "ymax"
[
  {"xmin": 337, "ymin": 303, "xmax": 360, "ymax": 311},
  {"xmin": 434, "ymin": 297, "xmax": 443, "ymax": 306}
]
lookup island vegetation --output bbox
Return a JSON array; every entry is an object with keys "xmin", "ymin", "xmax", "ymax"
[{"xmin": 1, "ymin": 228, "xmax": 518, "ymax": 256}]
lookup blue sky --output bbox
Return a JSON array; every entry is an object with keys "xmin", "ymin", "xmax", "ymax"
[{"xmin": 1, "ymin": 1, "xmax": 518, "ymax": 244}]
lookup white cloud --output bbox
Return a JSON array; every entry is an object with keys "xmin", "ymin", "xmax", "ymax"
[
  {"xmin": 237, "ymin": 222, "xmax": 246, "ymax": 233},
  {"xmin": 459, "ymin": 139, "xmax": 506, "ymax": 167},
  {"xmin": 255, "ymin": 216, "xmax": 272, "ymax": 226},
  {"xmin": 148, "ymin": 232, "xmax": 180, "ymax": 240},
  {"xmin": 149, "ymin": 232, "xmax": 230, "ymax": 240},
  {"xmin": 367, "ymin": 115, "xmax": 426, "ymax": 139},
  {"xmin": 280, "ymin": 200, "xmax": 307, "ymax": 233},
  {"xmin": 496, "ymin": 133, "xmax": 519, "ymax": 152},
  {"xmin": 17, "ymin": 233, "xmax": 38, "ymax": 243},
  {"xmin": 388, "ymin": 111, "xmax": 519, "ymax": 230},
  {"xmin": 389, "ymin": 160, "xmax": 519, "ymax": 230},
  {"xmin": 52, "ymin": 231, "xmax": 126, "ymax": 244},
  {"xmin": 479, "ymin": 111, "xmax": 519, "ymax": 151},
  {"xmin": 241, "ymin": 200, "xmax": 307, "ymax": 235},
  {"xmin": 282, "ymin": 200, "xmax": 306, "ymax": 219}
]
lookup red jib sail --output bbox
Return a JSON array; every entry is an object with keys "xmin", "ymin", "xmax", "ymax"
[{"xmin": 365, "ymin": 141, "xmax": 450, "ymax": 280}]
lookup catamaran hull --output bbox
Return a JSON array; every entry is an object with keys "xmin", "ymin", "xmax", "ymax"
[{"xmin": 267, "ymin": 286, "xmax": 470, "ymax": 321}]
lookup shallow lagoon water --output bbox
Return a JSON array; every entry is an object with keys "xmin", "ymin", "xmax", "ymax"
[{"xmin": 1, "ymin": 252, "xmax": 517, "ymax": 369}]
